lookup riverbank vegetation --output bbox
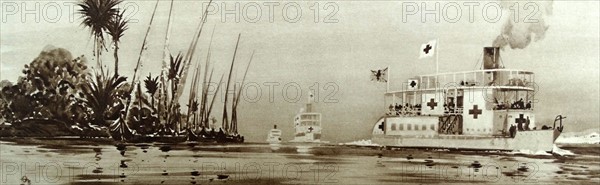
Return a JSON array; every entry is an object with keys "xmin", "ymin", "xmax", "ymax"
[{"xmin": 0, "ymin": 0, "xmax": 251, "ymax": 143}]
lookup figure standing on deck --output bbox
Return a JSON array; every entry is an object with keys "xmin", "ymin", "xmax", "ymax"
[
  {"xmin": 525, "ymin": 116, "xmax": 530, "ymax": 130},
  {"xmin": 509, "ymin": 124, "xmax": 517, "ymax": 138},
  {"xmin": 517, "ymin": 120, "xmax": 524, "ymax": 131}
]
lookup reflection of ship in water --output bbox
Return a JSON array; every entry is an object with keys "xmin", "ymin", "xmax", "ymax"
[
  {"xmin": 371, "ymin": 47, "xmax": 564, "ymax": 152},
  {"xmin": 294, "ymin": 145, "xmax": 313, "ymax": 154},
  {"xmin": 266, "ymin": 125, "xmax": 282, "ymax": 144},
  {"xmin": 290, "ymin": 93, "xmax": 327, "ymax": 144}
]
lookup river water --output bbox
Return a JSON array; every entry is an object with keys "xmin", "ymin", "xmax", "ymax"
[{"xmin": 0, "ymin": 140, "xmax": 598, "ymax": 185}]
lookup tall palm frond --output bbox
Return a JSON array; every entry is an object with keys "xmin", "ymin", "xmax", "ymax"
[
  {"xmin": 167, "ymin": 53, "xmax": 184, "ymax": 81},
  {"xmin": 106, "ymin": 10, "xmax": 129, "ymax": 76},
  {"xmin": 77, "ymin": 0, "xmax": 123, "ymax": 73},
  {"xmin": 164, "ymin": 53, "xmax": 184, "ymax": 131},
  {"xmin": 143, "ymin": 73, "xmax": 159, "ymax": 108},
  {"xmin": 78, "ymin": 0, "xmax": 123, "ymax": 37},
  {"xmin": 144, "ymin": 74, "xmax": 159, "ymax": 96},
  {"xmin": 190, "ymin": 100, "xmax": 199, "ymax": 113},
  {"xmin": 106, "ymin": 10, "xmax": 128, "ymax": 43}
]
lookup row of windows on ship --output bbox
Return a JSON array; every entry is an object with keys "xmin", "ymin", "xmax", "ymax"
[
  {"xmin": 386, "ymin": 123, "xmax": 494, "ymax": 133},
  {"xmin": 389, "ymin": 123, "xmax": 436, "ymax": 131}
]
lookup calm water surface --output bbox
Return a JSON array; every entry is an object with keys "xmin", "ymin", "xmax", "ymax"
[{"xmin": 1, "ymin": 140, "xmax": 598, "ymax": 185}]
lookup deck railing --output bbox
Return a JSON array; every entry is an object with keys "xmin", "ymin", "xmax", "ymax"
[
  {"xmin": 418, "ymin": 69, "xmax": 534, "ymax": 90},
  {"xmin": 387, "ymin": 107, "xmax": 422, "ymax": 117},
  {"xmin": 386, "ymin": 106, "xmax": 466, "ymax": 117},
  {"xmin": 443, "ymin": 107, "xmax": 464, "ymax": 115}
]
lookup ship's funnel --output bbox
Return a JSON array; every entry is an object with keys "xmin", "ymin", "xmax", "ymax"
[
  {"xmin": 306, "ymin": 91, "xmax": 315, "ymax": 112},
  {"xmin": 306, "ymin": 103, "xmax": 313, "ymax": 112},
  {"xmin": 483, "ymin": 47, "xmax": 501, "ymax": 69},
  {"xmin": 274, "ymin": 125, "xmax": 277, "ymax": 129}
]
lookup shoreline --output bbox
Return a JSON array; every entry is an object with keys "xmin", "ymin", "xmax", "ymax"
[{"xmin": 0, "ymin": 137, "xmax": 117, "ymax": 146}]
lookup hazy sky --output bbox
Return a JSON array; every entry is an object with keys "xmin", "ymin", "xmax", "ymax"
[{"xmin": 1, "ymin": 0, "xmax": 598, "ymax": 142}]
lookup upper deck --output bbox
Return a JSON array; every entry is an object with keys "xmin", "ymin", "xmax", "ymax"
[
  {"xmin": 387, "ymin": 69, "xmax": 535, "ymax": 94},
  {"xmin": 295, "ymin": 102, "xmax": 322, "ymax": 127},
  {"xmin": 379, "ymin": 48, "xmax": 540, "ymax": 137}
]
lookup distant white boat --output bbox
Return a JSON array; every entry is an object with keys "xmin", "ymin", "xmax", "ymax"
[
  {"xmin": 290, "ymin": 92, "xmax": 328, "ymax": 144},
  {"xmin": 266, "ymin": 125, "xmax": 282, "ymax": 144}
]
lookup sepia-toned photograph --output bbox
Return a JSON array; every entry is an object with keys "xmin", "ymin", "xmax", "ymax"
[{"xmin": 0, "ymin": 0, "xmax": 598, "ymax": 184}]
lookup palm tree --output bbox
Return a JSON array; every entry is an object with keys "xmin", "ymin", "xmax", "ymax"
[
  {"xmin": 106, "ymin": 10, "xmax": 128, "ymax": 77},
  {"xmin": 77, "ymin": 0, "xmax": 123, "ymax": 74},
  {"xmin": 166, "ymin": 53, "xmax": 184, "ymax": 112},
  {"xmin": 80, "ymin": 73, "xmax": 128, "ymax": 127},
  {"xmin": 166, "ymin": 53, "xmax": 184, "ymax": 132},
  {"xmin": 143, "ymin": 73, "xmax": 159, "ymax": 109},
  {"xmin": 189, "ymin": 100, "xmax": 199, "ymax": 129},
  {"xmin": 167, "ymin": 53, "xmax": 184, "ymax": 86}
]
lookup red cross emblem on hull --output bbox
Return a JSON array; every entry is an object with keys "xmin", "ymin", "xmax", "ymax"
[
  {"xmin": 427, "ymin": 98, "xmax": 438, "ymax": 110},
  {"xmin": 469, "ymin": 105, "xmax": 482, "ymax": 119}
]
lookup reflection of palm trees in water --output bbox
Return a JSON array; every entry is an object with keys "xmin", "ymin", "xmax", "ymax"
[
  {"xmin": 116, "ymin": 144, "xmax": 126, "ymax": 156},
  {"xmin": 93, "ymin": 148, "xmax": 102, "ymax": 161},
  {"xmin": 92, "ymin": 147, "xmax": 103, "ymax": 174},
  {"xmin": 159, "ymin": 145, "xmax": 171, "ymax": 176},
  {"xmin": 115, "ymin": 144, "xmax": 127, "ymax": 181},
  {"xmin": 140, "ymin": 144, "xmax": 149, "ymax": 153},
  {"xmin": 115, "ymin": 145, "xmax": 138, "ymax": 182},
  {"xmin": 120, "ymin": 160, "xmax": 128, "ymax": 168}
]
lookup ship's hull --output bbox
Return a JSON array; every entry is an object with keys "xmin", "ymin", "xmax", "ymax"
[
  {"xmin": 267, "ymin": 128, "xmax": 282, "ymax": 144},
  {"xmin": 373, "ymin": 129, "xmax": 557, "ymax": 152},
  {"xmin": 267, "ymin": 137, "xmax": 282, "ymax": 144},
  {"xmin": 289, "ymin": 132, "xmax": 330, "ymax": 145},
  {"xmin": 288, "ymin": 140, "xmax": 328, "ymax": 144}
]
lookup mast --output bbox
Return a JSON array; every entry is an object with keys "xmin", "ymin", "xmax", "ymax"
[
  {"xmin": 185, "ymin": 65, "xmax": 197, "ymax": 128},
  {"xmin": 130, "ymin": 0, "xmax": 159, "ymax": 84},
  {"xmin": 230, "ymin": 85, "xmax": 237, "ymax": 133},
  {"xmin": 186, "ymin": 63, "xmax": 201, "ymax": 129},
  {"xmin": 158, "ymin": 0, "xmax": 176, "ymax": 134},
  {"xmin": 161, "ymin": 0, "xmax": 175, "ymax": 71},
  {"xmin": 435, "ymin": 38, "xmax": 439, "ymax": 75},
  {"xmin": 173, "ymin": 0, "xmax": 215, "ymax": 134},
  {"xmin": 176, "ymin": 0, "xmax": 215, "ymax": 101},
  {"xmin": 201, "ymin": 68, "xmax": 215, "ymax": 128},
  {"xmin": 136, "ymin": 82, "xmax": 143, "ymax": 131},
  {"xmin": 207, "ymin": 74, "xmax": 224, "ymax": 130},
  {"xmin": 198, "ymin": 27, "xmax": 216, "ymax": 129},
  {"xmin": 386, "ymin": 66, "xmax": 390, "ymax": 93},
  {"xmin": 222, "ymin": 34, "xmax": 242, "ymax": 133},
  {"xmin": 231, "ymin": 51, "xmax": 255, "ymax": 134},
  {"xmin": 122, "ymin": 0, "xmax": 160, "ymax": 137},
  {"xmin": 157, "ymin": 75, "xmax": 163, "ymax": 133}
]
